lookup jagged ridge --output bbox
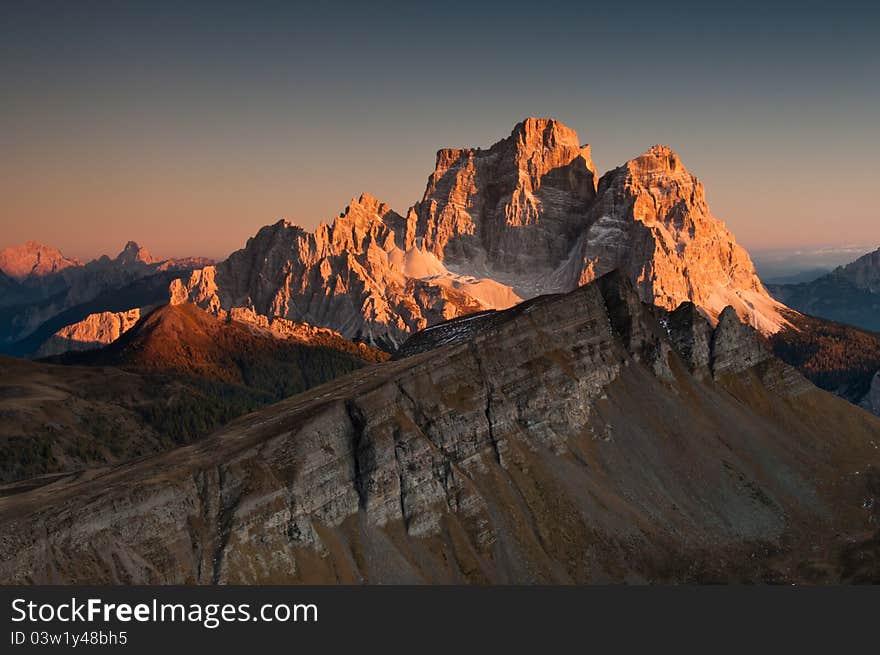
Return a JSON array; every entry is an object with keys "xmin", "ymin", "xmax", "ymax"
[{"xmin": 1, "ymin": 273, "xmax": 876, "ymax": 584}]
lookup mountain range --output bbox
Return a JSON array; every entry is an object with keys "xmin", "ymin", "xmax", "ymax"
[
  {"xmin": 0, "ymin": 240, "xmax": 212, "ymax": 355},
  {"xmin": 1, "ymin": 272, "xmax": 877, "ymax": 583},
  {"xmin": 1, "ymin": 117, "xmax": 879, "ymax": 584},
  {"xmin": 768, "ymin": 248, "xmax": 880, "ymax": 332},
  {"xmin": 170, "ymin": 118, "xmax": 789, "ymax": 349}
]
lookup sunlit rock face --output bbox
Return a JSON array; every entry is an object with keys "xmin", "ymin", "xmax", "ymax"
[
  {"xmin": 171, "ymin": 118, "xmax": 791, "ymax": 348},
  {"xmin": 170, "ymin": 194, "xmax": 500, "ymax": 349},
  {"xmin": 0, "ymin": 241, "xmax": 81, "ymax": 281},
  {"xmin": 407, "ymin": 117, "xmax": 598, "ymax": 274},
  {"xmin": 561, "ymin": 145, "xmax": 790, "ymax": 333},
  {"xmin": 36, "ymin": 308, "xmax": 144, "ymax": 357}
]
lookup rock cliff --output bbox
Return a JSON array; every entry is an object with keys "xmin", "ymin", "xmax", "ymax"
[
  {"xmin": 1, "ymin": 273, "xmax": 877, "ymax": 584},
  {"xmin": 170, "ymin": 119, "xmax": 789, "ymax": 348},
  {"xmin": 560, "ymin": 145, "xmax": 788, "ymax": 333},
  {"xmin": 170, "ymin": 193, "xmax": 514, "ymax": 348},
  {"xmin": 35, "ymin": 308, "xmax": 144, "ymax": 357}
]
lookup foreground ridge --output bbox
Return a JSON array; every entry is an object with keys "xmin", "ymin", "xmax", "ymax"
[{"xmin": 0, "ymin": 272, "xmax": 877, "ymax": 584}]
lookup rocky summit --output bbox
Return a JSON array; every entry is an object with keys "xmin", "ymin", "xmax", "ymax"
[
  {"xmin": 1, "ymin": 273, "xmax": 877, "ymax": 584},
  {"xmin": 171, "ymin": 118, "xmax": 788, "ymax": 348}
]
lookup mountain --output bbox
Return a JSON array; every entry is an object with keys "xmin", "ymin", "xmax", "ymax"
[
  {"xmin": 170, "ymin": 193, "xmax": 511, "ymax": 348},
  {"xmin": 3, "ymin": 270, "xmax": 185, "ymax": 357},
  {"xmin": 60, "ymin": 303, "xmax": 387, "ymax": 378},
  {"xmin": 760, "ymin": 268, "xmax": 830, "ymax": 285},
  {"xmin": 0, "ymin": 304, "xmax": 384, "ymax": 483},
  {"xmin": 0, "ymin": 240, "xmax": 81, "ymax": 282},
  {"xmin": 171, "ymin": 118, "xmax": 788, "ymax": 349},
  {"xmin": 1, "ymin": 273, "xmax": 877, "ymax": 584},
  {"xmin": 0, "ymin": 240, "xmax": 213, "ymax": 352},
  {"xmin": 35, "ymin": 308, "xmax": 145, "ymax": 357},
  {"xmin": 405, "ymin": 117, "xmax": 598, "ymax": 273},
  {"xmin": 558, "ymin": 146, "xmax": 788, "ymax": 334},
  {"xmin": 768, "ymin": 248, "xmax": 880, "ymax": 332}
]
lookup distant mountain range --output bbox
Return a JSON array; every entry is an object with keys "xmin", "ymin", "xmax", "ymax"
[
  {"xmin": 768, "ymin": 248, "xmax": 880, "ymax": 332},
  {"xmin": 0, "ymin": 240, "xmax": 213, "ymax": 355}
]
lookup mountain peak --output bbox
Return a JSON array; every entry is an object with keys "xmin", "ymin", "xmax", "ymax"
[
  {"xmin": 0, "ymin": 240, "xmax": 81, "ymax": 280},
  {"xmin": 509, "ymin": 117, "xmax": 582, "ymax": 150},
  {"xmin": 630, "ymin": 144, "xmax": 686, "ymax": 173},
  {"xmin": 115, "ymin": 241, "xmax": 155, "ymax": 266},
  {"xmin": 411, "ymin": 118, "xmax": 597, "ymax": 271}
]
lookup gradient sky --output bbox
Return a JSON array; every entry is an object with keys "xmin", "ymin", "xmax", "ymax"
[{"xmin": 1, "ymin": 0, "xmax": 878, "ymax": 262}]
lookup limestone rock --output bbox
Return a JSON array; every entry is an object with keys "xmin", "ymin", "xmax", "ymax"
[
  {"xmin": 408, "ymin": 117, "xmax": 597, "ymax": 274},
  {"xmin": 169, "ymin": 119, "xmax": 792, "ymax": 350},
  {"xmin": 1, "ymin": 273, "xmax": 877, "ymax": 584},
  {"xmin": 562, "ymin": 145, "xmax": 789, "ymax": 334},
  {"xmin": 710, "ymin": 306, "xmax": 772, "ymax": 376},
  {"xmin": 36, "ymin": 308, "xmax": 144, "ymax": 357},
  {"xmin": 171, "ymin": 193, "xmax": 511, "ymax": 349},
  {"xmin": 665, "ymin": 302, "xmax": 712, "ymax": 375}
]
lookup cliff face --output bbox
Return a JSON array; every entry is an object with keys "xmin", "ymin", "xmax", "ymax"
[
  {"xmin": 35, "ymin": 308, "xmax": 144, "ymax": 357},
  {"xmin": 170, "ymin": 194, "xmax": 513, "ymax": 348},
  {"xmin": 407, "ymin": 117, "xmax": 597, "ymax": 273},
  {"xmin": 561, "ymin": 146, "xmax": 788, "ymax": 333},
  {"xmin": 1, "ymin": 273, "xmax": 877, "ymax": 584},
  {"xmin": 170, "ymin": 119, "xmax": 789, "ymax": 348}
]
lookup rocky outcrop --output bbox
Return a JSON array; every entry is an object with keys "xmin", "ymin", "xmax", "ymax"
[
  {"xmin": 169, "ymin": 118, "xmax": 791, "ymax": 350},
  {"xmin": 710, "ymin": 306, "xmax": 773, "ymax": 376},
  {"xmin": 36, "ymin": 308, "xmax": 144, "ymax": 357},
  {"xmin": 664, "ymin": 302, "xmax": 712, "ymax": 375},
  {"xmin": 407, "ymin": 117, "xmax": 597, "ymax": 274},
  {"xmin": 1, "ymin": 274, "xmax": 876, "ymax": 584},
  {"xmin": 170, "ymin": 193, "xmax": 514, "ymax": 348},
  {"xmin": 561, "ymin": 146, "xmax": 789, "ymax": 333}
]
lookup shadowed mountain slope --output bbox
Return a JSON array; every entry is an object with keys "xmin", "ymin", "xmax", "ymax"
[
  {"xmin": 768, "ymin": 248, "xmax": 880, "ymax": 333},
  {"xmin": 1, "ymin": 272, "xmax": 877, "ymax": 584},
  {"xmin": 0, "ymin": 305, "xmax": 384, "ymax": 483}
]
